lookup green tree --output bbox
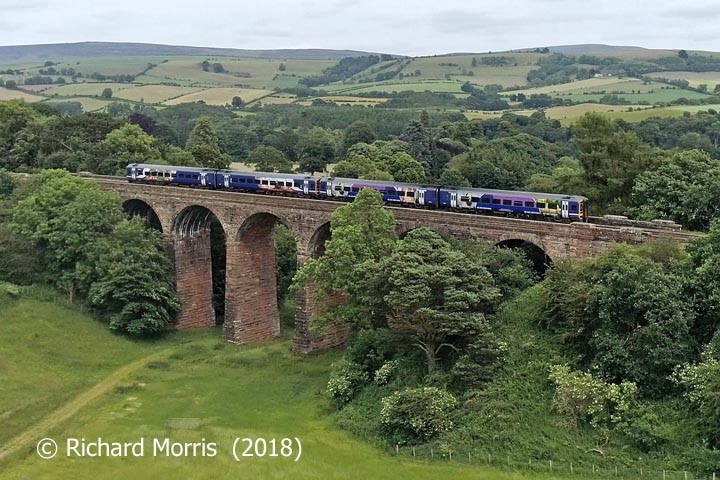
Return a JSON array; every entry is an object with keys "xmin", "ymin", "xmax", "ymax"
[
  {"xmin": 386, "ymin": 151, "xmax": 426, "ymax": 183},
  {"xmin": 97, "ymin": 124, "xmax": 163, "ymax": 174},
  {"xmin": 101, "ymin": 87, "xmax": 113, "ymax": 99},
  {"xmin": 186, "ymin": 117, "xmax": 230, "ymax": 169},
  {"xmin": 11, "ymin": 170, "xmax": 125, "ymax": 301},
  {"xmin": 247, "ymin": 145, "xmax": 292, "ymax": 173},
  {"xmin": 297, "ymin": 127, "xmax": 337, "ymax": 174},
  {"xmin": 631, "ymin": 149, "xmax": 720, "ymax": 231},
  {"xmin": 88, "ymin": 218, "xmax": 180, "ymax": 336},
  {"xmin": 231, "ymin": 96, "xmax": 244, "ymax": 108},
  {"xmin": 341, "ymin": 121, "xmax": 377, "ymax": 154},
  {"xmin": 375, "ymin": 228, "xmax": 500, "ymax": 373},
  {"xmin": 292, "ymin": 188, "xmax": 397, "ymax": 330},
  {"xmin": 0, "ymin": 168, "xmax": 15, "ymax": 197}
]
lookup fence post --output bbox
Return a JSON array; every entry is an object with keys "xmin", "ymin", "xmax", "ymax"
[
  {"xmin": 550, "ymin": 460, "xmax": 553, "ymax": 471},
  {"xmin": 570, "ymin": 462, "xmax": 573, "ymax": 474},
  {"xmin": 663, "ymin": 469, "xmax": 666, "ymax": 480},
  {"xmin": 412, "ymin": 447, "xmax": 415, "ymax": 457},
  {"xmin": 449, "ymin": 451, "xmax": 452, "ymax": 461},
  {"xmin": 507, "ymin": 455, "xmax": 510, "ymax": 467},
  {"xmin": 395, "ymin": 444, "xmax": 398, "ymax": 455},
  {"xmin": 430, "ymin": 448, "xmax": 433, "ymax": 459}
]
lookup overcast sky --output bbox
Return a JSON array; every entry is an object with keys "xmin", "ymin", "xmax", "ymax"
[{"xmin": 2, "ymin": 0, "xmax": 719, "ymax": 56}]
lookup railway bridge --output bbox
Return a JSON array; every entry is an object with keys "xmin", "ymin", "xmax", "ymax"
[{"xmin": 94, "ymin": 177, "xmax": 698, "ymax": 353}]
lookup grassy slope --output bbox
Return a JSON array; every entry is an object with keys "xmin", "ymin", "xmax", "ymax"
[{"xmin": 0, "ymin": 296, "xmax": 543, "ymax": 480}]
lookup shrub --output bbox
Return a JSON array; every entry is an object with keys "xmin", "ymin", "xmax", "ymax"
[
  {"xmin": 374, "ymin": 360, "xmax": 399, "ymax": 385},
  {"xmin": 326, "ymin": 359, "xmax": 369, "ymax": 406},
  {"xmin": 380, "ymin": 387, "xmax": 457, "ymax": 443}
]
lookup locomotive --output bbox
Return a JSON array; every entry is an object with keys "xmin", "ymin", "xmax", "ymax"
[{"xmin": 126, "ymin": 163, "xmax": 589, "ymax": 222}]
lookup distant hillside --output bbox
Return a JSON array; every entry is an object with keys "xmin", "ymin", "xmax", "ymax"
[
  {"xmin": 545, "ymin": 44, "xmax": 648, "ymax": 54},
  {"xmin": 0, "ymin": 41, "xmax": 382, "ymax": 61}
]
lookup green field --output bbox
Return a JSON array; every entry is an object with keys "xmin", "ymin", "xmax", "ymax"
[
  {"xmin": 112, "ymin": 85, "xmax": 203, "ymax": 103},
  {"xmin": 44, "ymin": 82, "xmax": 135, "ymax": 97},
  {"xmin": 646, "ymin": 71, "xmax": 720, "ymax": 88},
  {"xmin": 0, "ymin": 295, "xmax": 543, "ymax": 480},
  {"xmin": 45, "ymin": 97, "xmax": 115, "ymax": 112}
]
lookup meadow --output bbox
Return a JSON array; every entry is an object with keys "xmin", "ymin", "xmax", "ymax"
[
  {"xmin": 0, "ymin": 87, "xmax": 43, "ymax": 102},
  {"xmin": 0, "ymin": 293, "xmax": 551, "ymax": 480}
]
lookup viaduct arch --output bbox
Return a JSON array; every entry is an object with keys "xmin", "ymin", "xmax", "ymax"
[{"xmin": 105, "ymin": 178, "xmax": 698, "ymax": 354}]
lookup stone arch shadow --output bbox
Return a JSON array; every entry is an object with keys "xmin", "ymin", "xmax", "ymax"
[
  {"xmin": 495, "ymin": 238, "xmax": 553, "ymax": 276},
  {"xmin": 122, "ymin": 199, "xmax": 163, "ymax": 232}
]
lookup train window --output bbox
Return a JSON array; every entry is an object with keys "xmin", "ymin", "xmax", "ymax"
[
  {"xmin": 502, "ymin": 199, "xmax": 512, "ymax": 206},
  {"xmin": 537, "ymin": 202, "xmax": 546, "ymax": 208},
  {"xmin": 480, "ymin": 196, "xmax": 492, "ymax": 204},
  {"xmin": 406, "ymin": 191, "xmax": 415, "ymax": 197},
  {"xmin": 548, "ymin": 201, "xmax": 558, "ymax": 209},
  {"xmin": 525, "ymin": 201, "xmax": 535, "ymax": 207},
  {"xmin": 471, "ymin": 196, "xmax": 479, "ymax": 203},
  {"xmin": 269, "ymin": 180, "xmax": 276, "ymax": 186},
  {"xmin": 513, "ymin": 201, "xmax": 523, "ymax": 206},
  {"xmin": 492, "ymin": 199, "xmax": 501, "ymax": 204},
  {"xmin": 352, "ymin": 187, "xmax": 359, "ymax": 192},
  {"xmin": 344, "ymin": 186, "xmax": 351, "ymax": 192},
  {"xmin": 262, "ymin": 180, "xmax": 269, "ymax": 185},
  {"xmin": 334, "ymin": 185, "xmax": 342, "ymax": 191},
  {"xmin": 194, "ymin": 175, "xmax": 199, "ymax": 180},
  {"xmin": 570, "ymin": 204, "xmax": 578, "ymax": 212}
]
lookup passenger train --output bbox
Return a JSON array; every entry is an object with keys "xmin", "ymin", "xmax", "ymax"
[{"xmin": 126, "ymin": 163, "xmax": 589, "ymax": 222}]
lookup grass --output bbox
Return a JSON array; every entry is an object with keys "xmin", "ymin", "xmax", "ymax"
[
  {"xmin": 164, "ymin": 87, "xmax": 273, "ymax": 106},
  {"xmin": 645, "ymin": 71, "xmax": 720, "ymax": 88},
  {"xmin": 112, "ymin": 85, "xmax": 203, "ymax": 103},
  {"xmin": 44, "ymin": 82, "xmax": 135, "ymax": 97},
  {"xmin": 45, "ymin": 97, "xmax": 114, "ymax": 112},
  {"xmin": 0, "ymin": 294, "xmax": 547, "ymax": 479},
  {"xmin": 0, "ymin": 87, "xmax": 44, "ymax": 102}
]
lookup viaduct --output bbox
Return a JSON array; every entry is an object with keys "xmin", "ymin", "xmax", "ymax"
[{"xmin": 94, "ymin": 177, "xmax": 699, "ymax": 354}]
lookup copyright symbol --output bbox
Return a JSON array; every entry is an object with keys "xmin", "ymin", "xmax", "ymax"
[{"xmin": 36, "ymin": 438, "xmax": 58, "ymax": 459}]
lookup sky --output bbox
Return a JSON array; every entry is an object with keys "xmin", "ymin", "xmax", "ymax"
[{"xmin": 2, "ymin": 0, "xmax": 719, "ymax": 56}]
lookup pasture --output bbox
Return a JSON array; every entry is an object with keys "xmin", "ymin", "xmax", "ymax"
[
  {"xmin": 164, "ymin": 87, "xmax": 273, "ymax": 106},
  {"xmin": 646, "ymin": 71, "xmax": 720, "ymax": 88},
  {"xmin": 45, "ymin": 97, "xmax": 115, "ymax": 112},
  {"xmin": 112, "ymin": 85, "xmax": 203, "ymax": 104},
  {"xmin": 44, "ymin": 82, "xmax": 135, "ymax": 97},
  {"xmin": 0, "ymin": 87, "xmax": 44, "ymax": 102},
  {"xmin": 0, "ymin": 295, "xmax": 543, "ymax": 480}
]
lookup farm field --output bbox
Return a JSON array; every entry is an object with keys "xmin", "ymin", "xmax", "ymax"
[
  {"xmin": 327, "ymin": 80, "xmax": 467, "ymax": 94},
  {"xmin": 646, "ymin": 71, "xmax": 720, "ymax": 88},
  {"xmin": 0, "ymin": 87, "xmax": 44, "ymax": 102},
  {"xmin": 164, "ymin": 87, "xmax": 273, "ymax": 105},
  {"xmin": 45, "ymin": 97, "xmax": 114, "ymax": 112},
  {"xmin": 44, "ymin": 82, "xmax": 135, "ymax": 97},
  {"xmin": 0, "ymin": 297, "xmax": 541, "ymax": 480},
  {"xmin": 112, "ymin": 84, "xmax": 203, "ymax": 103},
  {"xmin": 25, "ymin": 56, "xmax": 172, "ymax": 77}
]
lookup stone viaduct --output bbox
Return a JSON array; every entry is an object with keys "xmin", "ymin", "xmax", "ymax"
[{"xmin": 95, "ymin": 177, "xmax": 699, "ymax": 354}]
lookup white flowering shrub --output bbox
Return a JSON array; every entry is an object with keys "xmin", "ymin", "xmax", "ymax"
[
  {"xmin": 548, "ymin": 364, "xmax": 637, "ymax": 430},
  {"xmin": 380, "ymin": 387, "xmax": 457, "ymax": 443},
  {"xmin": 326, "ymin": 359, "xmax": 369, "ymax": 406},
  {"xmin": 373, "ymin": 360, "xmax": 398, "ymax": 385}
]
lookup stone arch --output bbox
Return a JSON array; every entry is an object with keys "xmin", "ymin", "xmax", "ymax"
[
  {"xmin": 495, "ymin": 238, "xmax": 552, "ymax": 276},
  {"xmin": 171, "ymin": 205, "xmax": 227, "ymax": 329},
  {"xmin": 308, "ymin": 221, "xmax": 332, "ymax": 259},
  {"xmin": 224, "ymin": 212, "xmax": 292, "ymax": 344},
  {"xmin": 122, "ymin": 199, "xmax": 163, "ymax": 232}
]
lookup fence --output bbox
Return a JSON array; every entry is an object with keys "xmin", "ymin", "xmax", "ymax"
[{"xmin": 389, "ymin": 444, "xmax": 716, "ymax": 480}]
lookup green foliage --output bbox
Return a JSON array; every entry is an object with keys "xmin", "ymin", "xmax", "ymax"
[
  {"xmin": 542, "ymin": 245, "xmax": 696, "ymax": 396},
  {"xmin": 376, "ymin": 228, "xmax": 500, "ymax": 373},
  {"xmin": 97, "ymin": 123, "xmax": 162, "ymax": 174},
  {"xmin": 674, "ymin": 358, "xmax": 720, "ymax": 448},
  {"xmin": 274, "ymin": 223, "xmax": 297, "ymax": 302},
  {"xmin": 88, "ymin": 218, "xmax": 180, "ymax": 336},
  {"xmin": 450, "ymin": 322, "xmax": 507, "ymax": 391},
  {"xmin": 247, "ymin": 145, "xmax": 292, "ymax": 173},
  {"xmin": 292, "ymin": 188, "xmax": 397, "ymax": 331},
  {"xmin": 0, "ymin": 168, "xmax": 15, "ymax": 197},
  {"xmin": 297, "ymin": 127, "xmax": 338, "ymax": 174},
  {"xmin": 380, "ymin": 387, "xmax": 457, "ymax": 443},
  {"xmin": 326, "ymin": 359, "xmax": 370, "ymax": 406},
  {"xmin": 342, "ymin": 121, "xmax": 377, "ymax": 154},
  {"xmin": 186, "ymin": 116, "xmax": 231, "ymax": 169},
  {"xmin": 631, "ymin": 149, "xmax": 720, "ymax": 231},
  {"xmin": 101, "ymin": 87, "xmax": 113, "ymax": 98},
  {"xmin": 548, "ymin": 364, "xmax": 637, "ymax": 430}
]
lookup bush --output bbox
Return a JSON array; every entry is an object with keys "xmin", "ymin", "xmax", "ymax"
[
  {"xmin": 380, "ymin": 387, "xmax": 457, "ymax": 443},
  {"xmin": 326, "ymin": 359, "xmax": 369, "ymax": 406}
]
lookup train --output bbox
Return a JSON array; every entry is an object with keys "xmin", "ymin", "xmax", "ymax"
[{"xmin": 126, "ymin": 163, "xmax": 589, "ymax": 222}]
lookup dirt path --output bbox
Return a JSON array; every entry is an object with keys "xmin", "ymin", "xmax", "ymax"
[{"xmin": 0, "ymin": 348, "xmax": 175, "ymax": 462}]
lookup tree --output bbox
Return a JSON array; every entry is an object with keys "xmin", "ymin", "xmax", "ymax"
[
  {"xmin": 341, "ymin": 122, "xmax": 377, "ymax": 154},
  {"xmin": 247, "ymin": 145, "xmax": 292, "ymax": 173},
  {"xmin": 88, "ymin": 218, "xmax": 180, "ymax": 336},
  {"xmin": 297, "ymin": 127, "xmax": 337, "ymax": 174},
  {"xmin": 0, "ymin": 168, "xmax": 15, "ymax": 197},
  {"xmin": 375, "ymin": 228, "xmax": 500, "ymax": 373},
  {"xmin": 292, "ymin": 188, "xmax": 397, "ymax": 330},
  {"xmin": 97, "ymin": 124, "xmax": 162, "ymax": 175},
  {"xmin": 386, "ymin": 151, "xmax": 426, "ymax": 183},
  {"xmin": 101, "ymin": 87, "xmax": 113, "ymax": 99},
  {"xmin": 186, "ymin": 117, "xmax": 230, "ymax": 169},
  {"xmin": 5, "ymin": 80, "xmax": 17, "ymax": 89},
  {"xmin": 11, "ymin": 170, "xmax": 125, "ymax": 301},
  {"xmin": 678, "ymin": 49, "xmax": 689, "ymax": 60},
  {"xmin": 631, "ymin": 149, "xmax": 720, "ymax": 231},
  {"xmin": 231, "ymin": 96, "xmax": 244, "ymax": 108}
]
